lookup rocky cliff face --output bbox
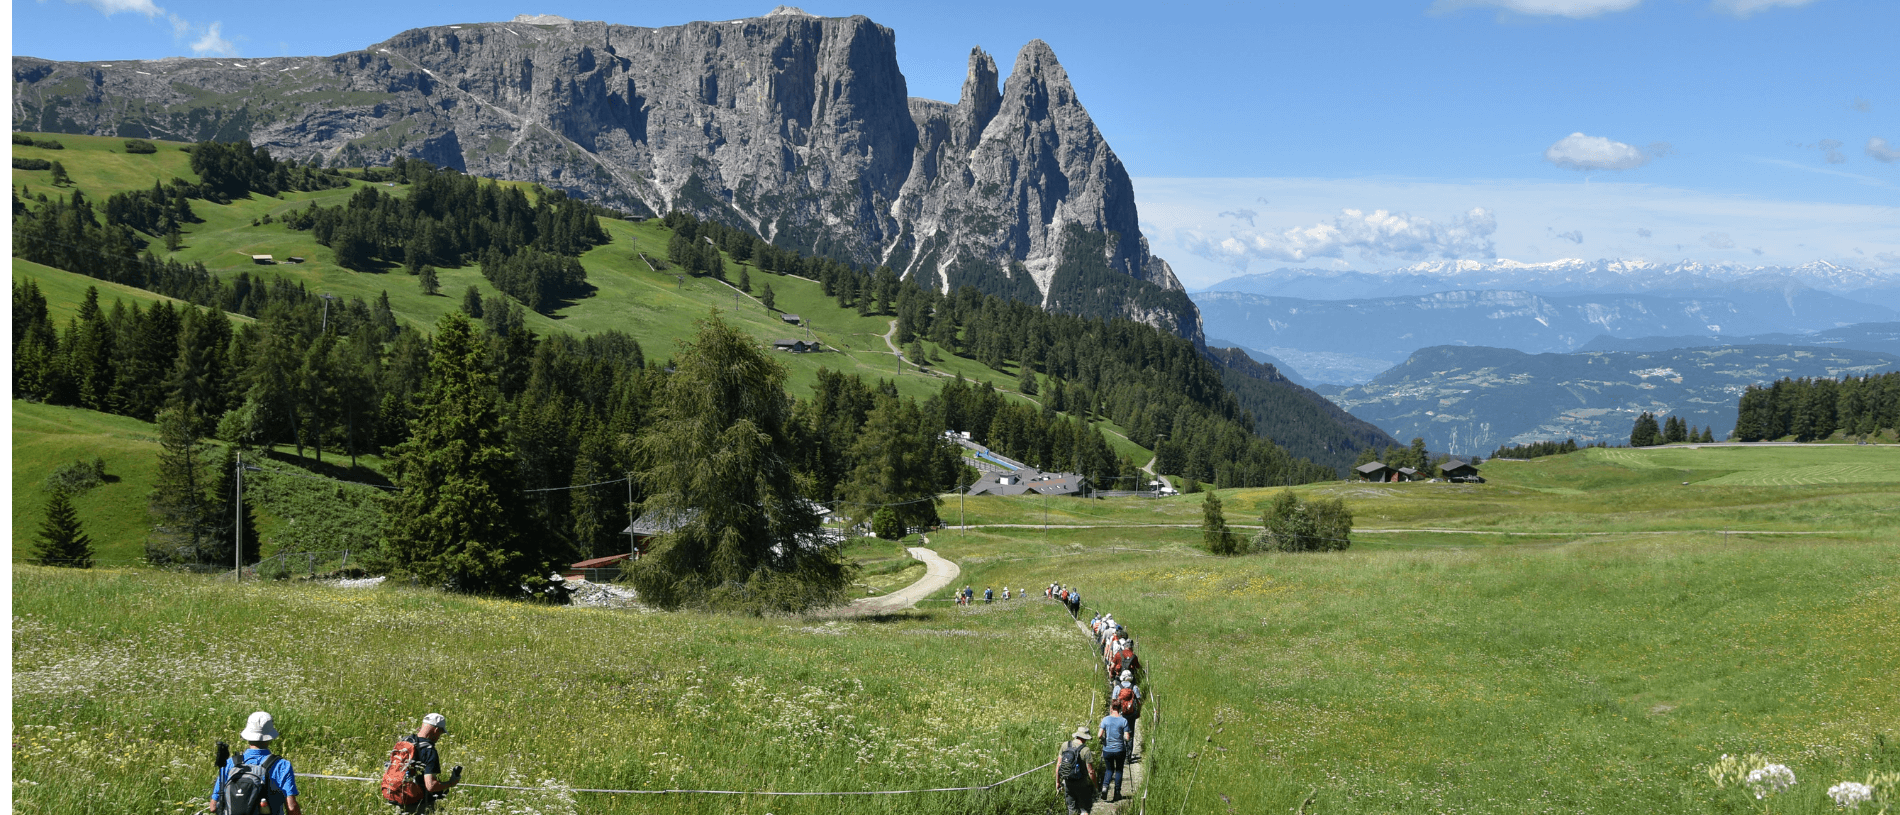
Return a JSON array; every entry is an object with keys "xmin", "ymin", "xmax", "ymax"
[{"xmin": 12, "ymin": 7, "xmax": 1198, "ymax": 340}]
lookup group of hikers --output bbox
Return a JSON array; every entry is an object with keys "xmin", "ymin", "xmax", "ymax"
[
  {"xmin": 206, "ymin": 711, "xmax": 460, "ymax": 814},
  {"xmin": 955, "ymin": 584, "xmax": 1018, "ymax": 605},
  {"xmin": 1047, "ymin": 582, "xmax": 1083, "ymax": 617},
  {"xmin": 1053, "ymin": 600, "xmax": 1146, "ymax": 814}
]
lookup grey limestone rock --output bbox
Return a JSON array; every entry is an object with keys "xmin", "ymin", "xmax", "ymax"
[{"xmin": 12, "ymin": 10, "xmax": 1197, "ymax": 339}]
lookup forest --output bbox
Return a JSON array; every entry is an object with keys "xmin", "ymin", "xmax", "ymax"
[{"xmin": 1730, "ymin": 373, "xmax": 1900, "ymax": 442}]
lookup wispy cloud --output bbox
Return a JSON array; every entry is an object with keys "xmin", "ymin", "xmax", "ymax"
[
  {"xmin": 1217, "ymin": 209, "xmax": 1257, "ymax": 227},
  {"xmin": 1852, "ymin": 97, "xmax": 1872, "ymax": 113},
  {"xmin": 1550, "ymin": 229, "xmax": 1584, "ymax": 244},
  {"xmin": 189, "ymin": 21, "xmax": 237, "ymax": 57},
  {"xmin": 56, "ymin": 0, "xmax": 162, "ymax": 17},
  {"xmin": 1750, "ymin": 155, "xmax": 1894, "ymax": 187},
  {"xmin": 1869, "ymin": 137, "xmax": 1900, "ymax": 164},
  {"xmin": 1545, "ymin": 133, "xmax": 1667, "ymax": 171},
  {"xmin": 1430, "ymin": 0, "xmax": 1641, "ymax": 18},
  {"xmin": 1702, "ymin": 232, "xmax": 1736, "ymax": 250},
  {"xmin": 1636, "ymin": 227, "xmax": 1653, "ymax": 238},
  {"xmin": 1710, "ymin": 0, "xmax": 1824, "ymax": 18},
  {"xmin": 1180, "ymin": 207, "xmax": 1497, "ymax": 268}
]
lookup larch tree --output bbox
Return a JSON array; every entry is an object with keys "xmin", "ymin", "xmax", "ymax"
[{"xmin": 629, "ymin": 312, "xmax": 852, "ymax": 612}]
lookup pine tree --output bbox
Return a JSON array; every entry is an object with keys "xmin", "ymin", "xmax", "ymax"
[
  {"xmin": 50, "ymin": 161, "xmax": 71, "ymax": 187},
  {"xmin": 35, "ymin": 487, "xmax": 94, "ymax": 568},
  {"xmin": 841, "ymin": 396, "xmax": 945, "ymax": 532},
  {"xmin": 147, "ymin": 405, "xmax": 213, "ymax": 565},
  {"xmin": 381, "ymin": 312, "xmax": 545, "ymax": 595},
  {"xmin": 1202, "ymin": 488, "xmax": 1235, "ymax": 555},
  {"xmin": 760, "ymin": 283, "xmax": 776, "ymax": 312},
  {"xmin": 1630, "ymin": 412, "xmax": 1661, "ymax": 447},
  {"xmin": 1017, "ymin": 364, "xmax": 1038, "ymax": 395},
  {"xmin": 462, "ymin": 285, "xmax": 484, "ymax": 318},
  {"xmin": 628, "ymin": 312, "xmax": 852, "ymax": 612},
  {"xmin": 737, "ymin": 265, "xmax": 751, "ymax": 293},
  {"xmin": 419, "ymin": 265, "xmax": 440, "ymax": 296},
  {"xmin": 202, "ymin": 446, "xmax": 260, "ymax": 568}
]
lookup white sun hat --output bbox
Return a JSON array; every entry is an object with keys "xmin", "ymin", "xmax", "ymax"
[{"xmin": 240, "ymin": 711, "xmax": 279, "ymax": 742}]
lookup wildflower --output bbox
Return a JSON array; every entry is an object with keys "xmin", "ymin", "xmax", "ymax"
[
  {"xmin": 1746, "ymin": 764, "xmax": 1796, "ymax": 800},
  {"xmin": 1828, "ymin": 781, "xmax": 1873, "ymax": 809}
]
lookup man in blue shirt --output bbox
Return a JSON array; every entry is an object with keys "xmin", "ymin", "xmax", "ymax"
[
  {"xmin": 1096, "ymin": 703, "xmax": 1131, "ymax": 803},
  {"xmin": 209, "ymin": 711, "xmax": 300, "ymax": 814}
]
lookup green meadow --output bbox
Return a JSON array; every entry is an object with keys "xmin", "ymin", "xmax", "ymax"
[{"xmin": 16, "ymin": 436, "xmax": 1900, "ymax": 814}]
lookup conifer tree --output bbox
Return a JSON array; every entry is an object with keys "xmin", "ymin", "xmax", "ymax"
[
  {"xmin": 50, "ymin": 160, "xmax": 71, "ymax": 186},
  {"xmin": 841, "ymin": 395, "xmax": 945, "ymax": 532},
  {"xmin": 1202, "ymin": 488, "xmax": 1235, "ymax": 555},
  {"xmin": 760, "ymin": 283, "xmax": 776, "ymax": 312},
  {"xmin": 202, "ymin": 446, "xmax": 260, "ymax": 568},
  {"xmin": 738, "ymin": 265, "xmax": 751, "ymax": 293},
  {"xmin": 36, "ymin": 487, "xmax": 94, "ymax": 568},
  {"xmin": 147, "ymin": 405, "xmax": 213, "ymax": 565},
  {"xmin": 462, "ymin": 285, "xmax": 484, "ymax": 318},
  {"xmin": 382, "ymin": 312, "xmax": 546, "ymax": 595},
  {"xmin": 628, "ymin": 312, "xmax": 852, "ymax": 612},
  {"xmin": 1630, "ymin": 412, "xmax": 1662, "ymax": 447},
  {"xmin": 419, "ymin": 265, "xmax": 440, "ymax": 296}
]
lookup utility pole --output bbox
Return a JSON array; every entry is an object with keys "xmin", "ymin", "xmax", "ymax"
[
  {"xmin": 234, "ymin": 451, "xmax": 243, "ymax": 582},
  {"xmin": 627, "ymin": 474, "xmax": 636, "ymax": 559},
  {"xmin": 319, "ymin": 293, "xmax": 338, "ymax": 333}
]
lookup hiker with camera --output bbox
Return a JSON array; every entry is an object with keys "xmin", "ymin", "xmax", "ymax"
[
  {"xmin": 1055, "ymin": 726, "xmax": 1098, "ymax": 815},
  {"xmin": 208, "ymin": 711, "xmax": 300, "ymax": 815},
  {"xmin": 381, "ymin": 713, "xmax": 462, "ymax": 812}
]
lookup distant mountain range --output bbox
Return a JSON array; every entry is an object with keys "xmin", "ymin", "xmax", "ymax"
[
  {"xmin": 1323, "ymin": 344, "xmax": 1900, "ymax": 455},
  {"xmin": 1199, "ymin": 259, "xmax": 1900, "ymax": 308},
  {"xmin": 1190, "ymin": 289, "xmax": 1897, "ymax": 384},
  {"xmin": 1576, "ymin": 322, "xmax": 1900, "ymax": 356}
]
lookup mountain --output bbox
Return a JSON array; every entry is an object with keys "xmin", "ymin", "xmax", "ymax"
[
  {"xmin": 11, "ymin": 8, "xmax": 1198, "ymax": 339},
  {"xmin": 1201, "ymin": 259, "xmax": 1900, "ymax": 303},
  {"xmin": 1327, "ymin": 344, "xmax": 1900, "ymax": 455},
  {"xmin": 1206, "ymin": 340, "xmax": 1311, "ymax": 386},
  {"xmin": 1203, "ymin": 347, "xmax": 1399, "ymax": 473},
  {"xmin": 1191, "ymin": 289, "xmax": 1898, "ymax": 383},
  {"xmin": 1577, "ymin": 322, "xmax": 1900, "ymax": 356}
]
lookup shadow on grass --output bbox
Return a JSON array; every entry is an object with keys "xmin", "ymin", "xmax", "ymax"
[{"xmin": 258, "ymin": 448, "xmax": 395, "ymax": 490}]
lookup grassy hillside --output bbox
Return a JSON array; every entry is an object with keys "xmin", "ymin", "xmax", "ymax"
[{"xmin": 12, "ymin": 132, "xmax": 1086, "ymax": 428}]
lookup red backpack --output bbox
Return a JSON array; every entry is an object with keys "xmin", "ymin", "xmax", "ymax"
[
  {"xmin": 1113, "ymin": 685, "xmax": 1139, "ymax": 717},
  {"xmin": 380, "ymin": 738, "xmax": 426, "ymax": 807}
]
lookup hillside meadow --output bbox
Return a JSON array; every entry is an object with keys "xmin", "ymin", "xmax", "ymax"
[{"xmin": 14, "ymin": 443, "xmax": 1900, "ymax": 813}]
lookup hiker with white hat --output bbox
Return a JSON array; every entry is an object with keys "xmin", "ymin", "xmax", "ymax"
[
  {"xmin": 208, "ymin": 711, "xmax": 300, "ymax": 814},
  {"xmin": 380, "ymin": 712, "xmax": 462, "ymax": 812},
  {"xmin": 1054, "ymin": 725, "xmax": 1098, "ymax": 815}
]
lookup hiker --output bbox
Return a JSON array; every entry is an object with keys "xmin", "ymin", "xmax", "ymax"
[
  {"xmin": 985, "ymin": 586, "xmax": 993, "ymax": 604},
  {"xmin": 1055, "ymin": 726, "xmax": 1098, "ymax": 815},
  {"xmin": 1109, "ymin": 669, "xmax": 1143, "ymax": 744},
  {"xmin": 208, "ymin": 711, "xmax": 300, "ymax": 815},
  {"xmin": 1098, "ymin": 702, "xmax": 1131, "ymax": 803},
  {"xmin": 382, "ymin": 713, "xmax": 461, "ymax": 812},
  {"xmin": 1003, "ymin": 586, "xmax": 1011, "ymax": 601}
]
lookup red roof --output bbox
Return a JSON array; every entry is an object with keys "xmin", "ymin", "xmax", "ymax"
[{"xmin": 570, "ymin": 553, "xmax": 633, "ymax": 569}]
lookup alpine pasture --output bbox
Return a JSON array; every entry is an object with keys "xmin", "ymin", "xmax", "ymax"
[{"xmin": 14, "ymin": 441, "xmax": 1900, "ymax": 814}]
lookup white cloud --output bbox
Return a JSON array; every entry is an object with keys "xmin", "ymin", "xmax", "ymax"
[
  {"xmin": 1182, "ymin": 207, "xmax": 1497, "ymax": 267},
  {"xmin": 1815, "ymin": 139, "xmax": 1846, "ymax": 164},
  {"xmin": 1544, "ymin": 133, "xmax": 1663, "ymax": 171},
  {"xmin": 1869, "ymin": 137, "xmax": 1900, "ymax": 163},
  {"xmin": 1710, "ymin": 0, "xmax": 1823, "ymax": 18},
  {"xmin": 1702, "ymin": 231, "xmax": 1736, "ymax": 249},
  {"xmin": 190, "ymin": 21, "xmax": 238, "ymax": 57},
  {"xmin": 59, "ymin": 0, "xmax": 163, "ymax": 17},
  {"xmin": 1431, "ymin": 0, "xmax": 1642, "ymax": 18}
]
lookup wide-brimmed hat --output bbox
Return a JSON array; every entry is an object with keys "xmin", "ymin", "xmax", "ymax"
[
  {"xmin": 240, "ymin": 711, "xmax": 279, "ymax": 742},
  {"xmin": 422, "ymin": 712, "xmax": 448, "ymax": 733},
  {"xmin": 1072, "ymin": 726, "xmax": 1092, "ymax": 740},
  {"xmin": 1121, "ymin": 670, "xmax": 1133, "ymax": 681}
]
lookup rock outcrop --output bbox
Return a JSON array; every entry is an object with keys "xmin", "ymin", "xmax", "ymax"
[{"xmin": 12, "ymin": 9, "xmax": 1199, "ymax": 340}]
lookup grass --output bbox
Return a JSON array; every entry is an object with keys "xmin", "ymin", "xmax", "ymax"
[
  {"xmin": 11, "ymin": 567, "xmax": 1099, "ymax": 815},
  {"xmin": 13, "ymin": 433, "xmax": 1900, "ymax": 815}
]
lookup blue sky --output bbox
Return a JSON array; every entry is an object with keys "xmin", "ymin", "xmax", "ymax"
[{"xmin": 12, "ymin": 0, "xmax": 1897, "ymax": 285}]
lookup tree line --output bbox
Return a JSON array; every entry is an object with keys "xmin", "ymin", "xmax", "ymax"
[
  {"xmin": 1489, "ymin": 438, "xmax": 1612, "ymax": 460},
  {"xmin": 1731, "ymin": 372, "xmax": 1900, "ymax": 442},
  {"xmin": 1629, "ymin": 412, "xmax": 1717, "ymax": 447}
]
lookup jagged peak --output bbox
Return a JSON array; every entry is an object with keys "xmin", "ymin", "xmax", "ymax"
[
  {"xmin": 955, "ymin": 47, "xmax": 1001, "ymax": 145},
  {"xmin": 767, "ymin": 5, "xmax": 814, "ymax": 16}
]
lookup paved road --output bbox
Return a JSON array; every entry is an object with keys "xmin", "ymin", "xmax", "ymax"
[{"xmin": 845, "ymin": 543, "xmax": 960, "ymax": 615}]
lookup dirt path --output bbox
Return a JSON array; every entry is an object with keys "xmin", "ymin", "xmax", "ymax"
[{"xmin": 843, "ymin": 541, "xmax": 959, "ymax": 615}]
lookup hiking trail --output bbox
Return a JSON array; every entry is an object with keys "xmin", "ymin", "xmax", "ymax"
[
  {"xmin": 842, "ymin": 539, "xmax": 959, "ymax": 615},
  {"xmin": 1073, "ymin": 612, "xmax": 1147, "ymax": 814}
]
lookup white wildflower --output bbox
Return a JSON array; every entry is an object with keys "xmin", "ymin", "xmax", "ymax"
[
  {"xmin": 1829, "ymin": 781, "xmax": 1874, "ymax": 809},
  {"xmin": 1747, "ymin": 764, "xmax": 1796, "ymax": 799}
]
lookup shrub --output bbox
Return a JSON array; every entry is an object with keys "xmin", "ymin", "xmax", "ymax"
[
  {"xmin": 1254, "ymin": 490, "xmax": 1353, "ymax": 552},
  {"xmin": 12, "ymin": 157, "xmax": 51, "ymax": 171},
  {"xmin": 872, "ymin": 507, "xmax": 905, "ymax": 540},
  {"xmin": 33, "ymin": 139, "xmax": 64, "ymax": 150},
  {"xmin": 11, "ymin": 133, "xmax": 33, "ymax": 145},
  {"xmin": 42, "ymin": 457, "xmax": 107, "ymax": 495},
  {"xmin": 123, "ymin": 139, "xmax": 157, "ymax": 154}
]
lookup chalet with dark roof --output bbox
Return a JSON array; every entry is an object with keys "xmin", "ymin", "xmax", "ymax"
[
  {"xmin": 966, "ymin": 468, "xmax": 1092, "ymax": 498},
  {"xmin": 1441, "ymin": 459, "xmax": 1481, "ymax": 480},
  {"xmin": 1355, "ymin": 461, "xmax": 1395, "ymax": 482}
]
